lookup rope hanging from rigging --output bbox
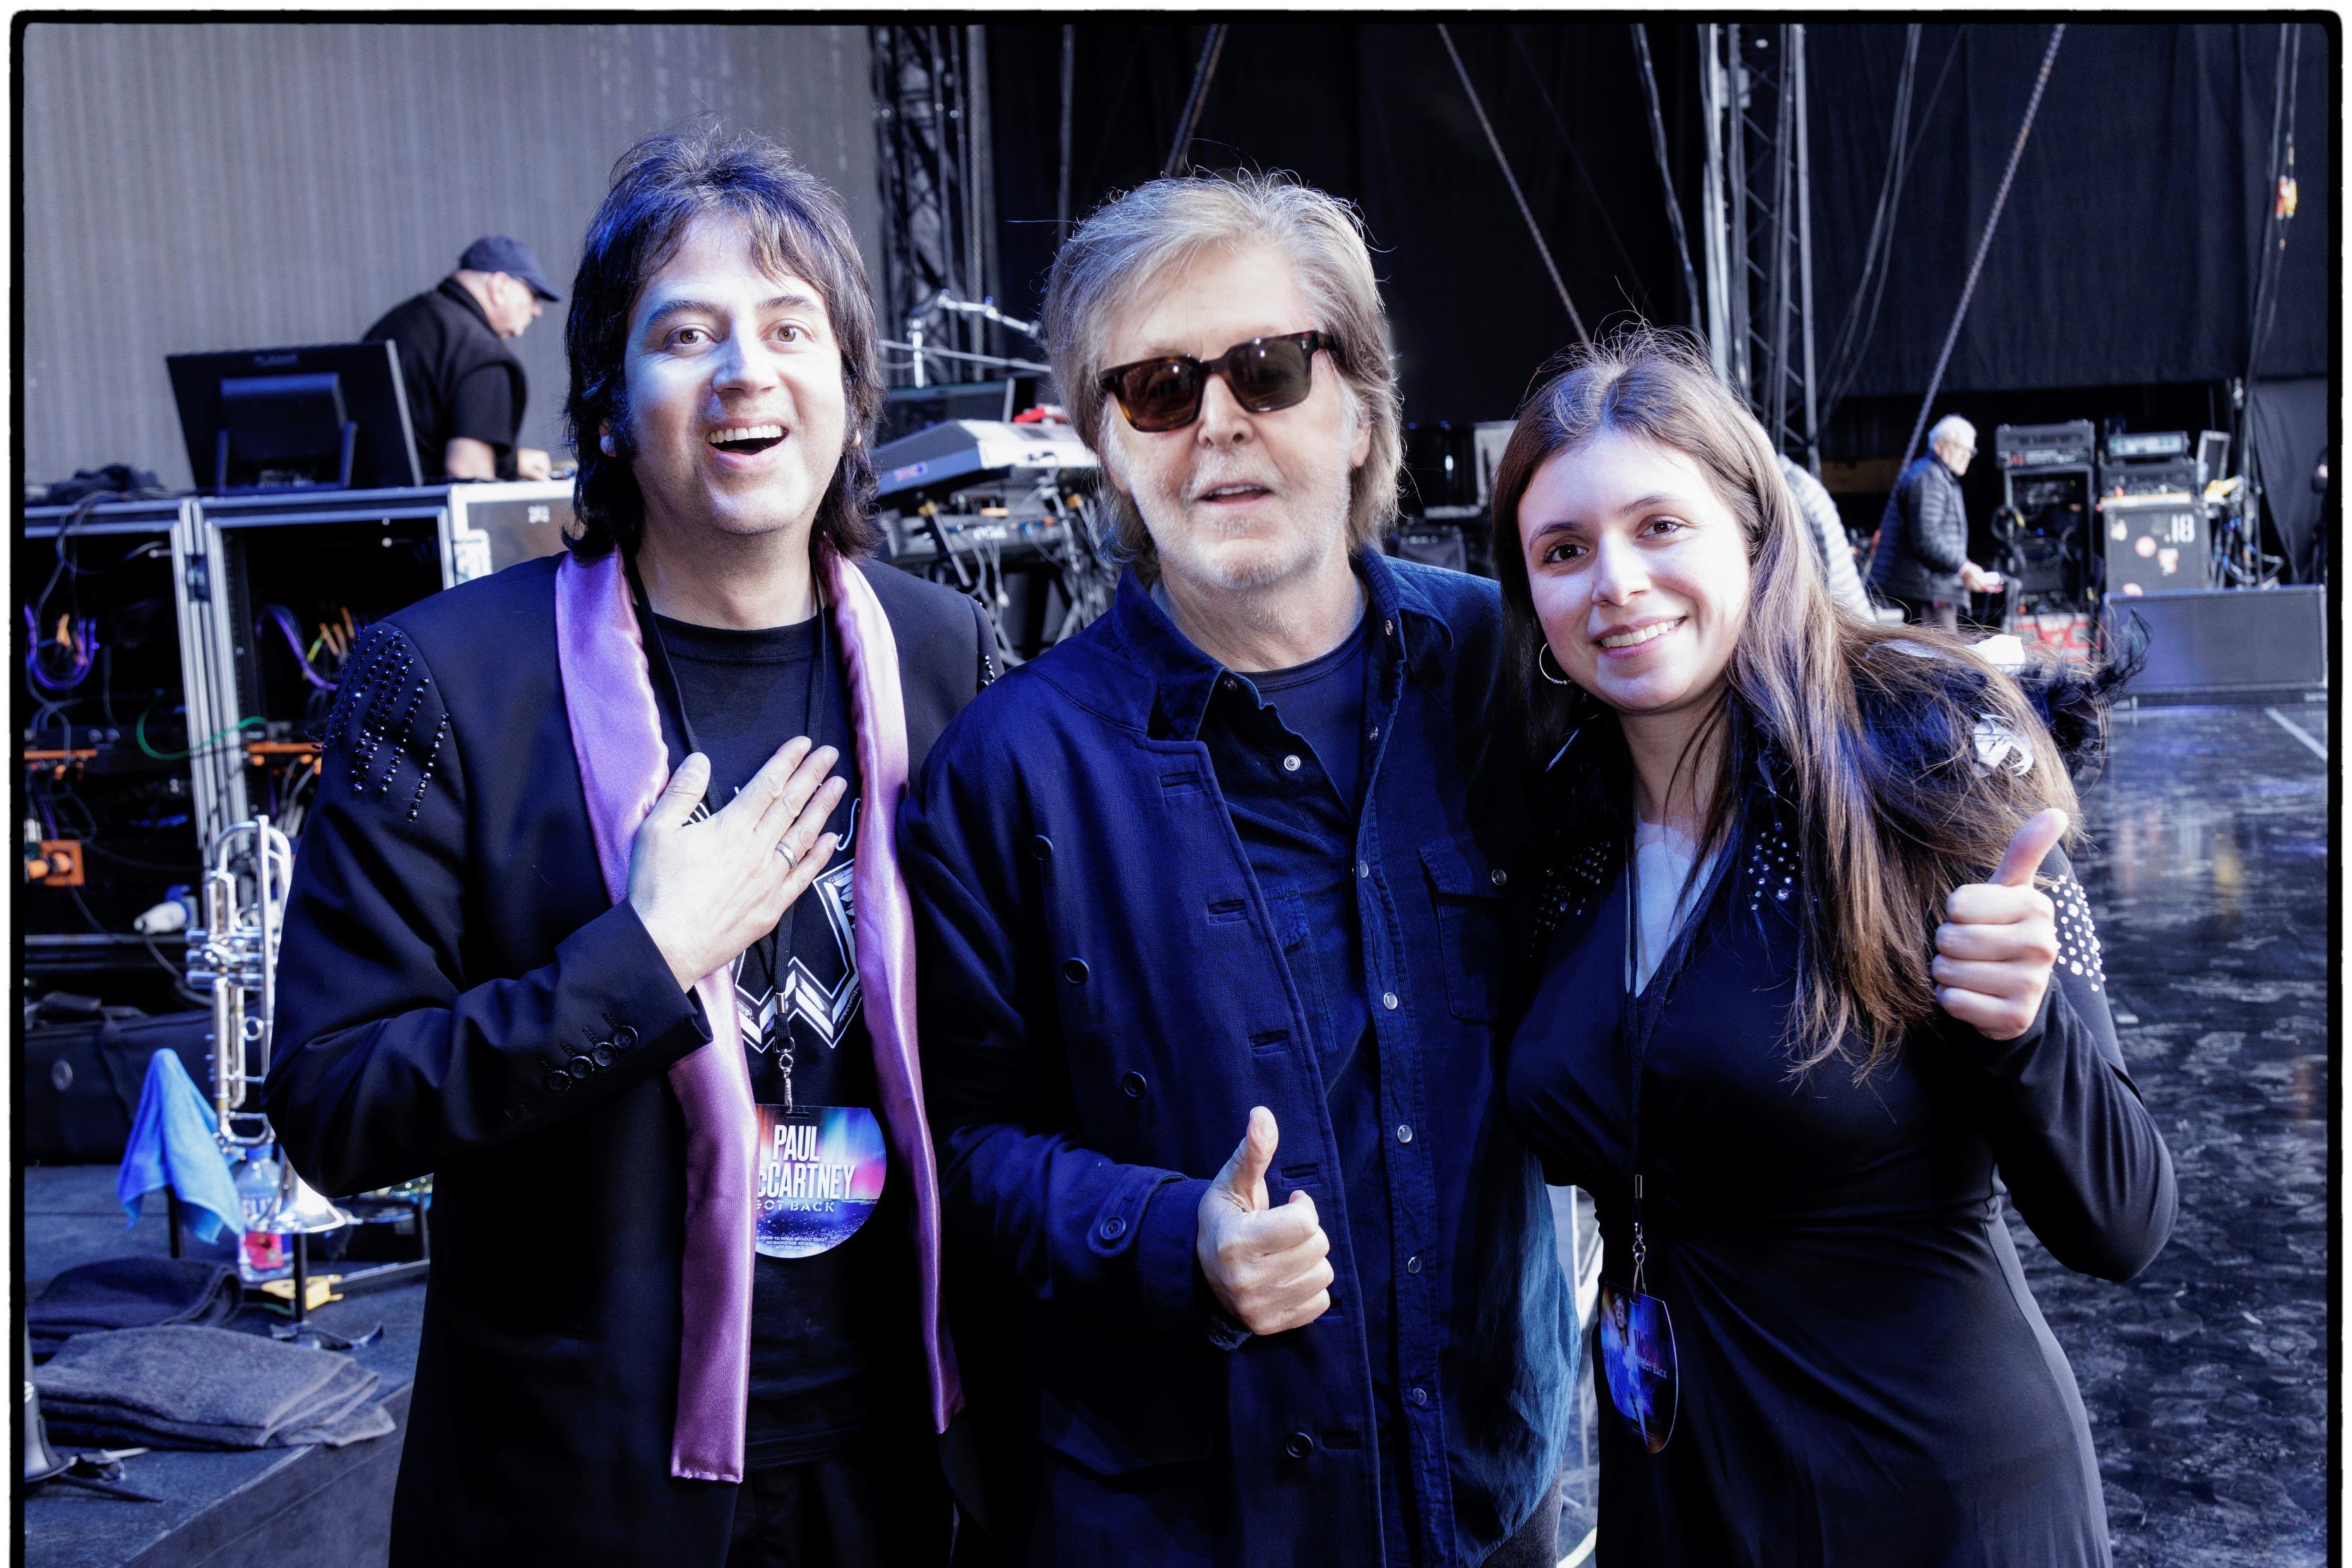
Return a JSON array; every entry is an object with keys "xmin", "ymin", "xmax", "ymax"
[
  {"xmin": 1631, "ymin": 24, "xmax": 1702, "ymax": 328},
  {"xmin": 1437, "ymin": 23, "xmax": 1591, "ymax": 348},
  {"xmin": 1163, "ymin": 25, "xmax": 1229, "ymax": 177},
  {"xmin": 1890, "ymin": 23, "xmax": 2066, "ymax": 479}
]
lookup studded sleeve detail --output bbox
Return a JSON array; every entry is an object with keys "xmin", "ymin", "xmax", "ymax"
[
  {"xmin": 2046, "ymin": 870, "xmax": 2107, "ymax": 993},
  {"xmin": 317, "ymin": 624, "xmax": 452, "ymax": 823},
  {"xmin": 970, "ymin": 595, "xmax": 1002, "ymax": 691}
]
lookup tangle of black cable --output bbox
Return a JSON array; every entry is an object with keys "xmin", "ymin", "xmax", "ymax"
[
  {"xmin": 2235, "ymin": 22, "xmax": 2305, "ymax": 582},
  {"xmin": 1162, "ymin": 24, "xmax": 1228, "ymax": 178},
  {"xmin": 1822, "ymin": 25, "xmax": 1972, "ymax": 429},
  {"xmin": 1500, "ymin": 25, "xmax": 1646, "ymax": 303},
  {"xmin": 1819, "ymin": 26, "xmax": 1923, "ymax": 413}
]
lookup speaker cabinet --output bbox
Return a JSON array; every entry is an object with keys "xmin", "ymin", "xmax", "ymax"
[{"xmin": 2103, "ymin": 586, "xmax": 2327, "ymax": 698}]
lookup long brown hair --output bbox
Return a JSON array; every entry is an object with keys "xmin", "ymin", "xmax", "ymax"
[{"xmin": 1491, "ymin": 329, "xmax": 2084, "ymax": 1077}]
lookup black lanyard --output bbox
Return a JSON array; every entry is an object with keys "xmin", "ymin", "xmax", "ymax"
[
  {"xmin": 1615, "ymin": 821, "xmax": 1729, "ymax": 1295},
  {"xmin": 629, "ymin": 561, "xmax": 829, "ymax": 1104},
  {"xmin": 629, "ymin": 562, "xmax": 828, "ymax": 770}
]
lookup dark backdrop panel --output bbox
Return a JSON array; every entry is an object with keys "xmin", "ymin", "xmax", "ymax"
[
  {"xmin": 2248, "ymin": 376, "xmax": 2331, "ymax": 573},
  {"xmin": 986, "ymin": 21, "xmax": 2329, "ymax": 439},
  {"xmin": 1807, "ymin": 21, "xmax": 2333, "ymax": 400},
  {"xmin": 21, "ymin": 23, "xmax": 878, "ymax": 491},
  {"xmin": 987, "ymin": 21, "xmax": 1704, "ymax": 427}
]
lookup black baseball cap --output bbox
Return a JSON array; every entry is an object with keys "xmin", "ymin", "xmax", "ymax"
[{"xmin": 459, "ymin": 235, "xmax": 560, "ymax": 302}]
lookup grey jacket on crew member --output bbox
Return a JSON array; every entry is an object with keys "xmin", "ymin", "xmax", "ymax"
[
  {"xmin": 1778, "ymin": 456, "xmax": 1872, "ymax": 617},
  {"xmin": 1867, "ymin": 452, "xmax": 1969, "ymax": 602}
]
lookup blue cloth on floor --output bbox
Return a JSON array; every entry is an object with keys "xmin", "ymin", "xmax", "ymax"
[{"xmin": 117, "ymin": 1049, "xmax": 244, "ymax": 1241}]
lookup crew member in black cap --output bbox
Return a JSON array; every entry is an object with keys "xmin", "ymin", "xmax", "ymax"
[{"xmin": 364, "ymin": 235, "xmax": 561, "ymax": 482}]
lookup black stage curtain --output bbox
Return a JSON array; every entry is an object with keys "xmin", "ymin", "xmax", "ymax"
[
  {"xmin": 985, "ymin": 21, "xmax": 1705, "ymax": 424},
  {"xmin": 2249, "ymin": 376, "xmax": 2331, "ymax": 574},
  {"xmin": 1806, "ymin": 21, "xmax": 2333, "ymax": 400},
  {"xmin": 983, "ymin": 22, "xmax": 2331, "ymax": 432}
]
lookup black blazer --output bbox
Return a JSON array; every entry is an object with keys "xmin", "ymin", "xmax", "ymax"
[{"xmin": 266, "ymin": 551, "xmax": 993, "ymax": 1567}]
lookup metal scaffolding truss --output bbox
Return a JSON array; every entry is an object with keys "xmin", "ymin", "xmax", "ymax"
[
  {"xmin": 1698, "ymin": 23, "xmax": 1819, "ymax": 468},
  {"xmin": 870, "ymin": 25, "xmax": 1001, "ymax": 383}
]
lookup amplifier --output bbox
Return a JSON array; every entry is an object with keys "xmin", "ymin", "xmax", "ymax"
[
  {"xmin": 2106, "ymin": 429, "xmax": 2190, "ymax": 461},
  {"xmin": 2098, "ymin": 495, "xmax": 2209, "ymax": 595},
  {"xmin": 2013, "ymin": 610, "xmax": 2095, "ymax": 664},
  {"xmin": 1391, "ymin": 522, "xmax": 1468, "ymax": 574},
  {"xmin": 446, "ymin": 480, "xmax": 575, "ymax": 584},
  {"xmin": 2098, "ymin": 456, "xmax": 2199, "ymax": 498},
  {"xmin": 1995, "ymin": 420, "xmax": 2095, "ymax": 470}
]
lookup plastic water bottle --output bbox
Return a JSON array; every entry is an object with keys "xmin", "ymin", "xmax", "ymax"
[{"xmin": 234, "ymin": 1150, "xmax": 291, "ymax": 1285}]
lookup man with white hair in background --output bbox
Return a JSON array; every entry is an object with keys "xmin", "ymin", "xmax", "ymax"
[
  {"xmin": 899, "ymin": 172, "xmax": 1576, "ymax": 1566},
  {"xmin": 1867, "ymin": 412, "xmax": 2000, "ymax": 630}
]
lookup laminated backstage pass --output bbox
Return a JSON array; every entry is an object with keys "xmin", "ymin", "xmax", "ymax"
[{"xmin": 754, "ymin": 1105, "xmax": 887, "ymax": 1258}]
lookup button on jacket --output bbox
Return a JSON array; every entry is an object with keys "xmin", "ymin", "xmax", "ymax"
[{"xmin": 901, "ymin": 554, "xmax": 1577, "ymax": 1567}]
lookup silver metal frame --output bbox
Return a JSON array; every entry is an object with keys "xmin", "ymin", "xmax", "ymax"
[
  {"xmin": 441, "ymin": 477, "xmax": 576, "ymax": 585},
  {"xmin": 22, "ymin": 494, "xmax": 223, "ymax": 836},
  {"xmin": 180, "ymin": 486, "xmax": 449, "ymax": 848},
  {"xmin": 1698, "ymin": 23, "xmax": 1822, "ymax": 468},
  {"xmin": 33, "ymin": 482, "xmax": 576, "ymax": 853}
]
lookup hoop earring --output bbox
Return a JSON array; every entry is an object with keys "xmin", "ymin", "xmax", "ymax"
[{"xmin": 1536, "ymin": 643, "xmax": 1574, "ymax": 687}]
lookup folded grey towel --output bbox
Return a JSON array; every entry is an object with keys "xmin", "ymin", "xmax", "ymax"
[
  {"xmin": 31, "ymin": 1324, "xmax": 392, "ymax": 1450},
  {"xmin": 44, "ymin": 1395, "xmax": 395, "ymax": 1451},
  {"xmin": 30, "ymin": 1257, "xmax": 242, "ymax": 1359}
]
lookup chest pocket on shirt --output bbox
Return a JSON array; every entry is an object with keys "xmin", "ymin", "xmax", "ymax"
[{"xmin": 1421, "ymin": 828, "xmax": 1504, "ymax": 1023}]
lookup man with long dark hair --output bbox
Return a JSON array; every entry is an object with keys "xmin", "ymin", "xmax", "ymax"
[{"xmin": 268, "ymin": 125, "xmax": 997, "ymax": 1567}]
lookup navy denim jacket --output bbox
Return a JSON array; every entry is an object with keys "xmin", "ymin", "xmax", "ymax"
[{"xmin": 901, "ymin": 554, "xmax": 1576, "ymax": 1566}]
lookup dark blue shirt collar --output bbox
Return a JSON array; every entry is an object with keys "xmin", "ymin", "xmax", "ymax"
[{"xmin": 1110, "ymin": 547, "xmax": 1454, "ymax": 740}]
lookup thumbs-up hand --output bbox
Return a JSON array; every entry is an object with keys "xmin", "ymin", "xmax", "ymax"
[
  {"xmin": 1195, "ymin": 1107, "xmax": 1334, "ymax": 1336},
  {"xmin": 1932, "ymin": 808, "xmax": 2068, "ymax": 1042}
]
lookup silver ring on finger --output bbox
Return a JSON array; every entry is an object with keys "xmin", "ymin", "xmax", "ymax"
[{"xmin": 776, "ymin": 837, "xmax": 800, "ymax": 870}]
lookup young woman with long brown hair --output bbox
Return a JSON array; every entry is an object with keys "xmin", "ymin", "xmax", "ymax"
[{"xmin": 1496, "ymin": 331, "xmax": 2175, "ymax": 1566}]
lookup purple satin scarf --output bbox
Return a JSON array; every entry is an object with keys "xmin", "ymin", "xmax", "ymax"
[{"xmin": 553, "ymin": 546, "xmax": 960, "ymax": 1483}]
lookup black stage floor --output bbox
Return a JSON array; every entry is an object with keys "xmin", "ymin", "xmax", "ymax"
[
  {"xmin": 2019, "ymin": 699, "xmax": 2332, "ymax": 1567},
  {"xmin": 21, "ymin": 703, "xmax": 2330, "ymax": 1567}
]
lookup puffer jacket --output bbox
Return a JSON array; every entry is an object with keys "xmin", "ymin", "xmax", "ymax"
[{"xmin": 1867, "ymin": 452, "xmax": 1968, "ymax": 602}]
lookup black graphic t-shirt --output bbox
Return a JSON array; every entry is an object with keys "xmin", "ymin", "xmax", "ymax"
[{"xmin": 644, "ymin": 605, "xmax": 914, "ymax": 1469}]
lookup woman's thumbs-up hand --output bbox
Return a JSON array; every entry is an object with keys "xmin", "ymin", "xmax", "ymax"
[
  {"xmin": 1932, "ymin": 808, "xmax": 2069, "ymax": 1042},
  {"xmin": 1194, "ymin": 1107, "xmax": 1335, "ymax": 1336}
]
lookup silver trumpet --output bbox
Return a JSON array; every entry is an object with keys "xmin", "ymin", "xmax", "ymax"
[{"xmin": 186, "ymin": 815, "xmax": 351, "ymax": 1236}]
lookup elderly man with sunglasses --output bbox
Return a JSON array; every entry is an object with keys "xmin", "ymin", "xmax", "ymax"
[{"xmin": 900, "ymin": 172, "xmax": 1576, "ymax": 1567}]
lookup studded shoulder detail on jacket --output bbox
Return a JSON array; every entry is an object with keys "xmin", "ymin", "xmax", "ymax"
[{"xmin": 317, "ymin": 624, "xmax": 451, "ymax": 823}]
